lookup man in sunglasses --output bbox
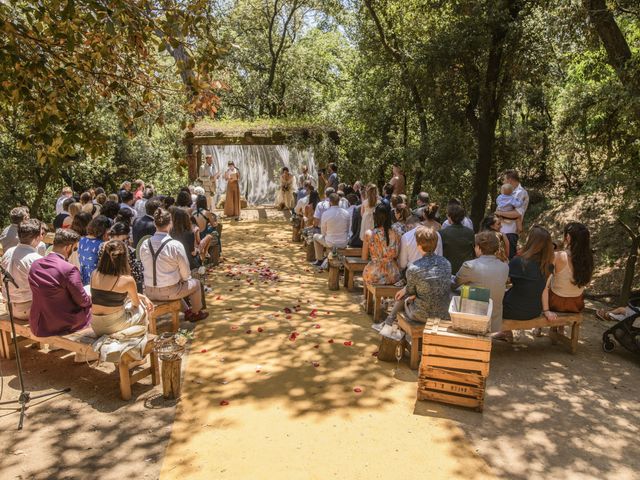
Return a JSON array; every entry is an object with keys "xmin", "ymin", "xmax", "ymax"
[{"xmin": 28, "ymin": 229, "xmax": 92, "ymax": 337}]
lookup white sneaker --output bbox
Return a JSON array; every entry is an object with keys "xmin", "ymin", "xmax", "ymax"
[{"xmin": 372, "ymin": 322, "xmax": 385, "ymax": 332}]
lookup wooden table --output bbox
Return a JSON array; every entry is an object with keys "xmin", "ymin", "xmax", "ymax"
[{"xmin": 343, "ymin": 257, "xmax": 368, "ymax": 290}]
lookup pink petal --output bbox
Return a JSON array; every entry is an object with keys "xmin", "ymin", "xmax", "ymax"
[
  {"xmin": 230, "ymin": 325, "xmax": 239, "ymax": 330},
  {"xmin": 353, "ymin": 387, "xmax": 363, "ymax": 394},
  {"xmin": 343, "ymin": 341, "xmax": 353, "ymax": 346}
]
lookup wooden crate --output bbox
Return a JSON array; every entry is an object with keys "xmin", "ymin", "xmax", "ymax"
[{"xmin": 417, "ymin": 320, "xmax": 491, "ymax": 411}]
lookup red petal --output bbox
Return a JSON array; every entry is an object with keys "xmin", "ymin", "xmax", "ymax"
[
  {"xmin": 284, "ymin": 307, "xmax": 292, "ymax": 314},
  {"xmin": 246, "ymin": 329, "xmax": 252, "ymax": 334},
  {"xmin": 313, "ymin": 344, "xmax": 320, "ymax": 349},
  {"xmin": 328, "ymin": 339, "xmax": 334, "ymax": 344},
  {"xmin": 230, "ymin": 325, "xmax": 239, "ymax": 330},
  {"xmin": 353, "ymin": 387, "xmax": 363, "ymax": 394},
  {"xmin": 257, "ymin": 327, "xmax": 264, "ymax": 333},
  {"xmin": 372, "ymin": 351, "xmax": 379, "ymax": 357},
  {"xmin": 312, "ymin": 362, "xmax": 320, "ymax": 368},
  {"xmin": 219, "ymin": 400, "xmax": 230, "ymax": 406},
  {"xmin": 286, "ymin": 315, "xmax": 292, "ymax": 320},
  {"xmin": 200, "ymin": 349, "xmax": 208, "ymax": 353},
  {"xmin": 314, "ymin": 324, "xmax": 321, "ymax": 329},
  {"xmin": 343, "ymin": 341, "xmax": 353, "ymax": 346}
]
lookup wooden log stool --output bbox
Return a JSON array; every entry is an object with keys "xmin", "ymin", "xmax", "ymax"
[
  {"xmin": 364, "ymin": 284, "xmax": 402, "ymax": 321},
  {"xmin": 418, "ymin": 319, "xmax": 491, "ymax": 411},
  {"xmin": 397, "ymin": 313, "xmax": 425, "ymax": 370},
  {"xmin": 148, "ymin": 300, "xmax": 182, "ymax": 335},
  {"xmin": 343, "ymin": 257, "xmax": 368, "ymax": 290},
  {"xmin": 161, "ymin": 356, "xmax": 182, "ymax": 399},
  {"xmin": 291, "ymin": 217, "xmax": 303, "ymax": 242},
  {"xmin": 502, "ymin": 313, "xmax": 583, "ymax": 353},
  {"xmin": 327, "ymin": 258, "xmax": 342, "ymax": 290},
  {"xmin": 305, "ymin": 238, "xmax": 316, "ymax": 262}
]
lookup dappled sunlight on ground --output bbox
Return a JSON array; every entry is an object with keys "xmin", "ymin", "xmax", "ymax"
[{"xmin": 160, "ymin": 215, "xmax": 492, "ymax": 479}]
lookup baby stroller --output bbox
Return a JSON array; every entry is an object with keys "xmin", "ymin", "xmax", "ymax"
[{"xmin": 602, "ymin": 297, "xmax": 640, "ymax": 354}]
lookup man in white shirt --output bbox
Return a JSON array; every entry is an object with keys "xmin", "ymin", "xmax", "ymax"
[
  {"xmin": 497, "ymin": 169, "xmax": 529, "ymax": 259},
  {"xmin": 312, "ymin": 194, "xmax": 351, "ymax": 266},
  {"xmin": 139, "ymin": 209, "xmax": 208, "ymax": 322},
  {"xmin": 55, "ymin": 186, "xmax": 73, "ymax": 215},
  {"xmin": 199, "ymin": 155, "xmax": 219, "ymax": 209},
  {"xmin": 0, "ymin": 219, "xmax": 43, "ymax": 320},
  {"xmin": 313, "ymin": 187, "xmax": 335, "ymax": 227},
  {"xmin": 399, "ymin": 221, "xmax": 443, "ymax": 270}
]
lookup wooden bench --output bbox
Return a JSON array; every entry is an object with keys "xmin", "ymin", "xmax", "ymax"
[
  {"xmin": 397, "ymin": 313, "xmax": 424, "ymax": 369},
  {"xmin": 0, "ymin": 316, "xmax": 159, "ymax": 400},
  {"xmin": 343, "ymin": 257, "xmax": 368, "ymax": 290},
  {"xmin": 148, "ymin": 300, "xmax": 182, "ymax": 335},
  {"xmin": 291, "ymin": 216, "xmax": 303, "ymax": 242},
  {"xmin": 365, "ymin": 284, "xmax": 402, "ymax": 322},
  {"xmin": 502, "ymin": 313, "xmax": 583, "ymax": 353},
  {"xmin": 326, "ymin": 248, "xmax": 364, "ymax": 290}
]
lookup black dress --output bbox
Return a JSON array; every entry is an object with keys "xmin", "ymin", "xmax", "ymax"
[{"xmin": 172, "ymin": 230, "xmax": 199, "ymax": 270}]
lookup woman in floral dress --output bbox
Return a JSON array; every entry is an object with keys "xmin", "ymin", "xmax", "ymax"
[{"xmin": 362, "ymin": 203, "xmax": 401, "ymax": 286}]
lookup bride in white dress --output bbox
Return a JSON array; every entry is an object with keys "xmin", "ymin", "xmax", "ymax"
[{"xmin": 275, "ymin": 167, "xmax": 295, "ymax": 210}]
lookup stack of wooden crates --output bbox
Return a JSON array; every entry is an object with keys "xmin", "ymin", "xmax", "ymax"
[{"xmin": 418, "ymin": 320, "xmax": 491, "ymax": 411}]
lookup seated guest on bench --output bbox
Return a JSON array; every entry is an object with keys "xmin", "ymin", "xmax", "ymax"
[
  {"xmin": 391, "ymin": 203, "xmax": 411, "ymax": 237},
  {"xmin": 480, "ymin": 215, "xmax": 510, "ymax": 261},
  {"xmin": 454, "ymin": 231, "xmax": 509, "ymax": 332},
  {"xmin": 1, "ymin": 207, "xmax": 29, "ymax": 252},
  {"xmin": 440, "ymin": 203, "xmax": 475, "ymax": 275},
  {"xmin": 28, "ymin": 229, "xmax": 92, "ymax": 336},
  {"xmin": 90, "ymin": 240, "xmax": 153, "ymax": 336},
  {"xmin": 376, "ymin": 226, "xmax": 451, "ymax": 329},
  {"xmin": 312, "ymin": 193, "xmax": 351, "ymax": 266},
  {"xmin": 78, "ymin": 215, "xmax": 111, "ymax": 285},
  {"xmin": 545, "ymin": 222, "xmax": 594, "ymax": 318},
  {"xmin": 1, "ymin": 219, "xmax": 44, "ymax": 320},
  {"xmin": 304, "ymin": 190, "xmax": 320, "ymax": 229},
  {"xmin": 362, "ymin": 203, "xmax": 401, "ymax": 286},
  {"xmin": 192, "ymin": 194, "xmax": 219, "ymax": 266},
  {"xmin": 399, "ymin": 215, "xmax": 442, "ymax": 271},
  {"xmin": 496, "ymin": 225, "xmax": 554, "ymax": 341},
  {"xmin": 132, "ymin": 198, "xmax": 161, "ymax": 248},
  {"xmin": 347, "ymin": 193, "xmax": 363, "ymax": 248},
  {"xmin": 108, "ymin": 222, "xmax": 144, "ymax": 293},
  {"xmin": 139, "ymin": 208, "xmax": 208, "ymax": 322}
]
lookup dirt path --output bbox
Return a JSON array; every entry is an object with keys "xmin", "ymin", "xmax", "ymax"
[{"xmin": 159, "ymin": 215, "xmax": 494, "ymax": 479}]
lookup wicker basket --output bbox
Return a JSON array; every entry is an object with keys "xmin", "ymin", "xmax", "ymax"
[{"xmin": 449, "ymin": 297, "xmax": 493, "ymax": 335}]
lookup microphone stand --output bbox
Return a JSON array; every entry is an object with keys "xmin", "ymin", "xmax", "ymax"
[{"xmin": 0, "ymin": 264, "xmax": 70, "ymax": 430}]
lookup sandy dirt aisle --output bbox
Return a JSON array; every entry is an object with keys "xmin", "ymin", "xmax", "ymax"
[{"xmin": 159, "ymin": 217, "xmax": 494, "ymax": 480}]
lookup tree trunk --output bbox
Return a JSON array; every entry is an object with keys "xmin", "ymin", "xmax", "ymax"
[
  {"xmin": 470, "ymin": 117, "xmax": 497, "ymax": 229},
  {"xmin": 31, "ymin": 164, "xmax": 53, "ymax": 218},
  {"xmin": 618, "ymin": 218, "xmax": 640, "ymax": 305},
  {"xmin": 585, "ymin": 0, "xmax": 640, "ymax": 121}
]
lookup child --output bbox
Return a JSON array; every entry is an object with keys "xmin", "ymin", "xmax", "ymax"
[{"xmin": 496, "ymin": 183, "xmax": 523, "ymax": 233}]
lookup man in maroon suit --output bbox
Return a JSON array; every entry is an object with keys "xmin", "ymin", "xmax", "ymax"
[{"xmin": 28, "ymin": 229, "xmax": 92, "ymax": 337}]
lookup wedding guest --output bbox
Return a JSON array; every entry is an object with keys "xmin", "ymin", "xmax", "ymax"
[
  {"xmin": 421, "ymin": 203, "xmax": 441, "ymax": 231},
  {"xmin": 1, "ymin": 207, "xmax": 29, "ymax": 252},
  {"xmin": 454, "ymin": 231, "xmax": 510, "ymax": 332},
  {"xmin": 298, "ymin": 164, "xmax": 315, "ymax": 189},
  {"xmin": 312, "ymin": 194, "xmax": 351, "ymax": 266},
  {"xmin": 28, "ymin": 229, "xmax": 92, "ymax": 336},
  {"xmin": 53, "ymin": 198, "xmax": 74, "ymax": 229},
  {"xmin": 192, "ymin": 194, "xmax": 219, "ymax": 265},
  {"xmin": 134, "ymin": 187, "xmax": 155, "ymax": 217},
  {"xmin": 133, "ymin": 179, "xmax": 145, "ymax": 201},
  {"xmin": 376, "ymin": 226, "xmax": 450, "ymax": 329},
  {"xmin": 313, "ymin": 187, "xmax": 334, "ymax": 227},
  {"xmin": 70, "ymin": 211, "xmax": 92, "ymax": 237},
  {"xmin": 139, "ymin": 208, "xmax": 208, "ymax": 321},
  {"xmin": 362, "ymin": 204, "xmax": 401, "ymax": 286},
  {"xmin": 62, "ymin": 202, "xmax": 82, "ymax": 229},
  {"xmin": 1, "ymin": 219, "xmax": 43, "ymax": 320},
  {"xmin": 132, "ymin": 198, "xmax": 161, "ymax": 248},
  {"xmin": 119, "ymin": 190, "xmax": 137, "ymax": 218},
  {"xmin": 480, "ymin": 215, "xmax": 510, "ymax": 261},
  {"xmin": 108, "ymin": 222, "xmax": 144, "ymax": 293},
  {"xmin": 412, "ymin": 191, "xmax": 429, "ymax": 216},
  {"xmin": 399, "ymin": 216, "xmax": 443, "ymax": 270},
  {"xmin": 496, "ymin": 169, "xmax": 529, "ymax": 258},
  {"xmin": 78, "ymin": 215, "xmax": 111, "ymax": 285},
  {"xmin": 359, "ymin": 184, "xmax": 378, "ymax": 241},
  {"xmin": 100, "ymin": 200, "xmax": 121, "ymax": 222},
  {"xmin": 441, "ymin": 198, "xmax": 474, "ymax": 230},
  {"xmin": 55, "ymin": 186, "xmax": 73, "ymax": 215},
  {"xmin": 440, "ymin": 203, "xmax": 475, "ymax": 274},
  {"xmin": 390, "ymin": 165, "xmax": 406, "ymax": 195}
]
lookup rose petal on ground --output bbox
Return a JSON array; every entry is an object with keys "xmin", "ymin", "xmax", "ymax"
[
  {"xmin": 200, "ymin": 349, "xmax": 208, "ymax": 353},
  {"xmin": 353, "ymin": 387, "xmax": 363, "ymax": 394},
  {"xmin": 314, "ymin": 324, "xmax": 321, "ymax": 329},
  {"xmin": 257, "ymin": 327, "xmax": 264, "ymax": 333},
  {"xmin": 246, "ymin": 329, "xmax": 252, "ymax": 334},
  {"xmin": 328, "ymin": 339, "xmax": 334, "ymax": 344},
  {"xmin": 343, "ymin": 341, "xmax": 353, "ymax": 346},
  {"xmin": 230, "ymin": 325, "xmax": 239, "ymax": 331},
  {"xmin": 284, "ymin": 307, "xmax": 292, "ymax": 314},
  {"xmin": 312, "ymin": 362, "xmax": 320, "ymax": 368},
  {"xmin": 219, "ymin": 400, "xmax": 230, "ymax": 406},
  {"xmin": 372, "ymin": 351, "xmax": 379, "ymax": 357},
  {"xmin": 313, "ymin": 344, "xmax": 320, "ymax": 349}
]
